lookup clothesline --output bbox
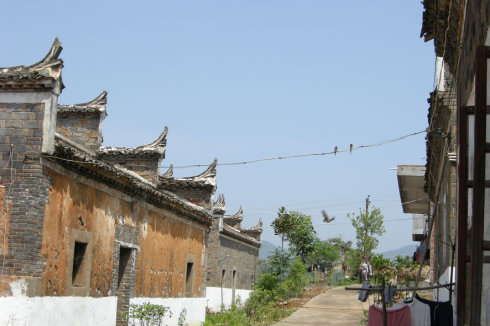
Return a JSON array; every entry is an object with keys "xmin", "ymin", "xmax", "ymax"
[
  {"xmin": 344, "ymin": 282, "xmax": 455, "ymax": 293},
  {"xmin": 345, "ymin": 281, "xmax": 455, "ymax": 326}
]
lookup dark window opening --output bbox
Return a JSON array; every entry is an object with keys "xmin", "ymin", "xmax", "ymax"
[
  {"xmin": 185, "ymin": 262, "xmax": 194, "ymax": 297},
  {"xmin": 118, "ymin": 247, "xmax": 132, "ymax": 288},
  {"xmin": 232, "ymin": 270, "xmax": 237, "ymax": 302},
  {"xmin": 72, "ymin": 242, "xmax": 87, "ymax": 286}
]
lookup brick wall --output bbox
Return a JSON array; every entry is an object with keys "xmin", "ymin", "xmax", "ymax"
[
  {"xmin": 457, "ymin": 2, "xmax": 490, "ymax": 106},
  {"xmin": 101, "ymin": 157, "xmax": 160, "ymax": 182},
  {"xmin": 206, "ymin": 218, "xmax": 221, "ymax": 287},
  {"xmin": 172, "ymin": 188, "xmax": 213, "ymax": 210},
  {"xmin": 0, "ymin": 103, "xmax": 50, "ymax": 282},
  {"xmin": 206, "ymin": 219, "xmax": 259, "ymax": 291},
  {"xmin": 56, "ymin": 112, "xmax": 103, "ymax": 152}
]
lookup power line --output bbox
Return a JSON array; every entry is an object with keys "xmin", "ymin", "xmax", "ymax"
[
  {"xmin": 42, "ymin": 129, "xmax": 426, "ymax": 171},
  {"xmin": 164, "ymin": 129, "xmax": 427, "ymax": 169}
]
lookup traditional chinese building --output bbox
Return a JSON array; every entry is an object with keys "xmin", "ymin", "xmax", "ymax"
[{"xmin": 0, "ymin": 39, "xmax": 261, "ymax": 326}]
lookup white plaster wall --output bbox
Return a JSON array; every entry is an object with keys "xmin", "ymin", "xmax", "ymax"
[
  {"xmin": 205, "ymin": 287, "xmax": 252, "ymax": 312},
  {"xmin": 0, "ymin": 296, "xmax": 117, "ymax": 326},
  {"xmin": 130, "ymin": 297, "xmax": 206, "ymax": 326}
]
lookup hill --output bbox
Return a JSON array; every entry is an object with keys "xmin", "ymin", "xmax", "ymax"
[
  {"xmin": 259, "ymin": 240, "xmax": 278, "ymax": 260},
  {"xmin": 380, "ymin": 244, "xmax": 417, "ymax": 261}
]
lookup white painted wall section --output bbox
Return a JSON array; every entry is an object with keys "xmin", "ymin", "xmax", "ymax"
[
  {"xmin": 130, "ymin": 297, "xmax": 206, "ymax": 326},
  {"xmin": 0, "ymin": 296, "xmax": 117, "ymax": 326},
  {"xmin": 205, "ymin": 287, "xmax": 252, "ymax": 312}
]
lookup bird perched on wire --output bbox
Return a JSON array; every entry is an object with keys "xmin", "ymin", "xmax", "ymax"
[
  {"xmin": 334, "ymin": 146, "xmax": 338, "ymax": 155},
  {"xmin": 350, "ymin": 144, "xmax": 353, "ymax": 154},
  {"xmin": 322, "ymin": 210, "xmax": 335, "ymax": 223}
]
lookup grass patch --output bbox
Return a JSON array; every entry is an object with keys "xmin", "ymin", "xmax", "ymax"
[
  {"xmin": 330, "ymin": 277, "xmax": 359, "ymax": 287},
  {"xmin": 203, "ymin": 304, "xmax": 295, "ymax": 326}
]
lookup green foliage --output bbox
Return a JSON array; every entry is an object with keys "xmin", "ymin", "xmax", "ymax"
[
  {"xmin": 255, "ymin": 272, "xmax": 280, "ymax": 292},
  {"xmin": 263, "ymin": 249, "xmax": 293, "ymax": 276},
  {"xmin": 371, "ymin": 254, "xmax": 394, "ymax": 283},
  {"xmin": 346, "ymin": 248, "xmax": 362, "ymax": 273},
  {"xmin": 204, "ymin": 304, "xmax": 250, "ymax": 326},
  {"xmin": 271, "ymin": 206, "xmax": 295, "ymax": 238},
  {"xmin": 280, "ymin": 258, "xmax": 309, "ymax": 298},
  {"xmin": 307, "ymin": 238, "xmax": 341, "ymax": 273},
  {"xmin": 271, "ymin": 208, "xmax": 318, "ymax": 262},
  {"xmin": 177, "ymin": 308, "xmax": 188, "ymax": 326},
  {"xmin": 124, "ymin": 302, "xmax": 172, "ymax": 326},
  {"xmin": 330, "ymin": 277, "xmax": 358, "ymax": 287},
  {"xmin": 348, "ymin": 207, "xmax": 385, "ymax": 262},
  {"xmin": 286, "ymin": 211, "xmax": 318, "ymax": 260}
]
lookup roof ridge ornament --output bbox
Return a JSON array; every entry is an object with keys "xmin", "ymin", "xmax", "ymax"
[
  {"xmin": 0, "ymin": 38, "xmax": 64, "ymax": 91},
  {"xmin": 225, "ymin": 206, "xmax": 243, "ymax": 221},
  {"xmin": 58, "ymin": 91, "xmax": 108, "ymax": 115},
  {"xmin": 78, "ymin": 90, "xmax": 108, "ymax": 107},
  {"xmin": 195, "ymin": 158, "xmax": 217, "ymax": 179},
  {"xmin": 30, "ymin": 37, "xmax": 63, "ymax": 69},
  {"xmin": 214, "ymin": 194, "xmax": 225, "ymax": 208},
  {"xmin": 136, "ymin": 126, "xmax": 168, "ymax": 150},
  {"xmin": 242, "ymin": 217, "xmax": 263, "ymax": 232},
  {"xmin": 162, "ymin": 164, "xmax": 173, "ymax": 178},
  {"xmin": 99, "ymin": 127, "xmax": 168, "ymax": 158}
]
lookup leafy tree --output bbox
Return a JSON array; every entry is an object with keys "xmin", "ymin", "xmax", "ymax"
[
  {"xmin": 348, "ymin": 207, "xmax": 385, "ymax": 263},
  {"xmin": 271, "ymin": 208, "xmax": 318, "ymax": 262},
  {"xmin": 271, "ymin": 206, "xmax": 295, "ymax": 251},
  {"xmin": 286, "ymin": 211, "xmax": 318, "ymax": 261},
  {"xmin": 264, "ymin": 248, "xmax": 293, "ymax": 276},
  {"xmin": 345, "ymin": 248, "xmax": 362, "ymax": 272},
  {"xmin": 307, "ymin": 239, "xmax": 341, "ymax": 273}
]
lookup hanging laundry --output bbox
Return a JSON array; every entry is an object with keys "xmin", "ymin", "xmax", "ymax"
[
  {"xmin": 414, "ymin": 245, "xmax": 425, "ymax": 263},
  {"xmin": 368, "ymin": 303, "xmax": 411, "ymax": 326},
  {"xmin": 405, "ymin": 297, "xmax": 431, "ymax": 326},
  {"xmin": 358, "ymin": 280, "xmax": 371, "ymax": 302},
  {"xmin": 384, "ymin": 284, "xmax": 393, "ymax": 306},
  {"xmin": 415, "ymin": 294, "xmax": 453, "ymax": 326}
]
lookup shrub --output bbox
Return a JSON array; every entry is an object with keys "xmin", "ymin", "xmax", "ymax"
[
  {"xmin": 124, "ymin": 302, "xmax": 172, "ymax": 326},
  {"xmin": 255, "ymin": 272, "xmax": 279, "ymax": 292},
  {"xmin": 203, "ymin": 304, "xmax": 250, "ymax": 326}
]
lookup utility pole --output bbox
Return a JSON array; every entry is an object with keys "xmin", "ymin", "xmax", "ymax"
[
  {"xmin": 365, "ymin": 194, "xmax": 371, "ymax": 216},
  {"xmin": 364, "ymin": 195, "xmax": 371, "ymax": 261}
]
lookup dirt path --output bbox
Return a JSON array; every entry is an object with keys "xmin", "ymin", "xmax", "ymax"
[{"xmin": 273, "ymin": 286, "xmax": 366, "ymax": 326}]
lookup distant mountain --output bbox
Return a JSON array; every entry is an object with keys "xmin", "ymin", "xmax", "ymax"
[
  {"xmin": 380, "ymin": 244, "xmax": 417, "ymax": 261},
  {"xmin": 260, "ymin": 240, "xmax": 278, "ymax": 260}
]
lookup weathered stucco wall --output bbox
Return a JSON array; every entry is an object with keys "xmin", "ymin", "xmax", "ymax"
[
  {"xmin": 41, "ymin": 166, "xmax": 207, "ymax": 299},
  {"xmin": 42, "ymin": 168, "xmax": 122, "ymax": 296},
  {"xmin": 135, "ymin": 206, "xmax": 206, "ymax": 298}
]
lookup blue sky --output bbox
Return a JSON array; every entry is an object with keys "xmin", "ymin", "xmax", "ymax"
[{"xmin": 2, "ymin": 1, "xmax": 435, "ymax": 252}]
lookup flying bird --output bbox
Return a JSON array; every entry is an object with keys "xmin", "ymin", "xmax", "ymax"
[
  {"xmin": 334, "ymin": 146, "xmax": 338, "ymax": 155},
  {"xmin": 350, "ymin": 144, "xmax": 353, "ymax": 154},
  {"xmin": 322, "ymin": 210, "xmax": 335, "ymax": 223}
]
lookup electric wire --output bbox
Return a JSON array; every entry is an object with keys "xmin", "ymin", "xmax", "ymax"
[
  {"xmin": 42, "ymin": 129, "xmax": 427, "ymax": 170},
  {"xmin": 164, "ymin": 129, "xmax": 427, "ymax": 169}
]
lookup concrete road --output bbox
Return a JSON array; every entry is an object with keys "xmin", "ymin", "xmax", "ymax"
[{"xmin": 273, "ymin": 286, "xmax": 366, "ymax": 326}]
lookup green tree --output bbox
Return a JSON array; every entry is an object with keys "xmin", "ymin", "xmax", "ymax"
[
  {"xmin": 271, "ymin": 208, "xmax": 318, "ymax": 262},
  {"xmin": 348, "ymin": 207, "xmax": 385, "ymax": 263},
  {"xmin": 285, "ymin": 211, "xmax": 318, "ymax": 261},
  {"xmin": 271, "ymin": 206, "xmax": 294, "ymax": 251},
  {"xmin": 307, "ymin": 239, "xmax": 341, "ymax": 273},
  {"xmin": 264, "ymin": 248, "xmax": 293, "ymax": 276}
]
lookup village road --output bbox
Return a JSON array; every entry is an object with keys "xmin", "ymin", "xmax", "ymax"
[{"xmin": 273, "ymin": 286, "xmax": 365, "ymax": 326}]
